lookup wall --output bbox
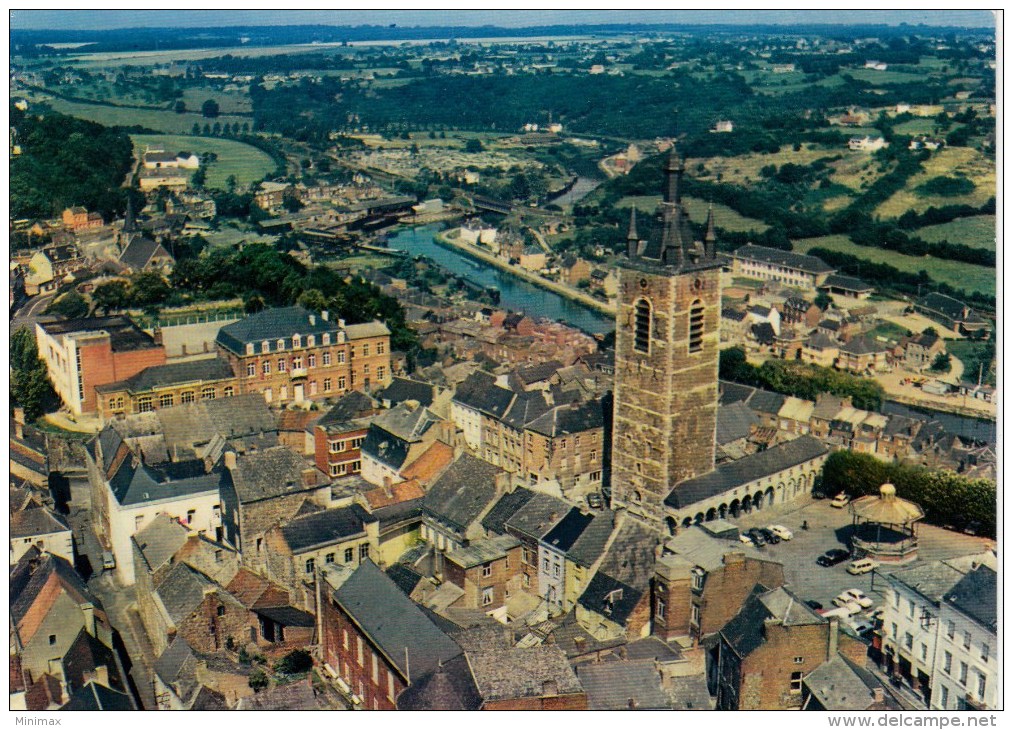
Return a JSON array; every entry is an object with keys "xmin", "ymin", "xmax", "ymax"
[
  {"xmin": 176, "ymin": 591, "xmax": 251, "ymax": 655},
  {"xmin": 10, "ymin": 528, "xmax": 74, "ymax": 566}
]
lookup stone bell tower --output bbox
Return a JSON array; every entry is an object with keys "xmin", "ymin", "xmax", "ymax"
[{"xmin": 610, "ymin": 145, "xmax": 722, "ymax": 526}]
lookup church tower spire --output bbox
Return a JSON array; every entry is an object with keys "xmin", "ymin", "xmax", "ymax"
[
  {"xmin": 704, "ymin": 204, "xmax": 717, "ymax": 259},
  {"xmin": 626, "ymin": 207, "xmax": 640, "ymax": 258}
]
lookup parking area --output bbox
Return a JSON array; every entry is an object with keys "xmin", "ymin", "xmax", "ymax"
[{"xmin": 732, "ymin": 497, "xmax": 994, "ymax": 617}]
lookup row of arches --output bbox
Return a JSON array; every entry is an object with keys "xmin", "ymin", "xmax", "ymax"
[{"xmin": 667, "ymin": 471, "xmax": 818, "ymax": 535}]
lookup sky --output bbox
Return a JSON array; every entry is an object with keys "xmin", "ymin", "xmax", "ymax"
[{"xmin": 9, "ymin": 9, "xmax": 997, "ymax": 32}]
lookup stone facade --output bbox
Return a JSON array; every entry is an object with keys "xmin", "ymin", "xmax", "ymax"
[
  {"xmin": 442, "ymin": 541, "xmax": 522, "ymax": 610},
  {"xmin": 611, "ymin": 263, "xmax": 721, "ymax": 525}
]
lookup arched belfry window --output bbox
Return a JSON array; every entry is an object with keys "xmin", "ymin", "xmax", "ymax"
[
  {"xmin": 634, "ymin": 298, "xmax": 652, "ymax": 354},
  {"xmin": 689, "ymin": 299, "xmax": 705, "ymax": 353}
]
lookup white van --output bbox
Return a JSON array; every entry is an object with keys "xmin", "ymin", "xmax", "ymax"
[{"xmin": 847, "ymin": 558, "xmax": 877, "ymax": 575}]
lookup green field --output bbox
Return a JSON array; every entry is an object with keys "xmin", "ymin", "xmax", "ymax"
[
  {"xmin": 916, "ymin": 215, "xmax": 996, "ymax": 252},
  {"xmin": 132, "ymin": 134, "xmax": 276, "ymax": 190},
  {"xmin": 618, "ymin": 195, "xmax": 769, "ymax": 233},
  {"xmin": 877, "ymin": 147, "xmax": 995, "ymax": 218},
  {"xmin": 892, "ymin": 118, "xmax": 944, "ymax": 136},
  {"xmin": 794, "ymin": 234, "xmax": 996, "ymax": 297},
  {"xmin": 847, "ymin": 67, "xmax": 929, "ymax": 85},
  {"xmin": 866, "ymin": 320, "xmax": 912, "ymax": 343},
  {"xmin": 37, "ymin": 93, "xmax": 250, "ymax": 135},
  {"xmin": 180, "ymin": 87, "xmax": 253, "ymax": 115}
]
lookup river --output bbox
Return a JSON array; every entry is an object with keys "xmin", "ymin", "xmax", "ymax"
[{"xmin": 385, "ymin": 225, "xmax": 614, "ymax": 335}]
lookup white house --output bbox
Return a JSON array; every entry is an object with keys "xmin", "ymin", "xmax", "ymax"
[
  {"xmin": 849, "ymin": 136, "xmax": 889, "ymax": 152},
  {"xmin": 712, "ymin": 120, "xmax": 734, "ymax": 133}
]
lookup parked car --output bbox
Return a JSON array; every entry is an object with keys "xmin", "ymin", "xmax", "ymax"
[
  {"xmin": 805, "ymin": 600, "xmax": 823, "ymax": 611},
  {"xmin": 850, "ymin": 617, "xmax": 875, "ymax": 635},
  {"xmin": 847, "ymin": 558, "xmax": 878, "ymax": 575},
  {"xmin": 587, "ymin": 493, "xmax": 604, "ymax": 509},
  {"xmin": 746, "ymin": 528, "xmax": 767, "ymax": 546},
  {"xmin": 817, "ymin": 548, "xmax": 850, "ymax": 567},
  {"xmin": 831, "ymin": 596, "xmax": 864, "ymax": 615},
  {"xmin": 102, "ymin": 551, "xmax": 116, "ymax": 571},
  {"xmin": 739, "ymin": 533, "xmax": 753, "ymax": 544},
  {"xmin": 759, "ymin": 528, "xmax": 780, "ymax": 544},
  {"xmin": 842, "ymin": 589, "xmax": 874, "ymax": 609},
  {"xmin": 830, "ymin": 493, "xmax": 850, "ymax": 508},
  {"xmin": 768, "ymin": 524, "xmax": 793, "ymax": 541}
]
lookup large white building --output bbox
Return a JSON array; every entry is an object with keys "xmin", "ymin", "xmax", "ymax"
[
  {"xmin": 731, "ymin": 245, "xmax": 835, "ymax": 292},
  {"xmin": 879, "ymin": 551, "xmax": 997, "ymax": 710}
]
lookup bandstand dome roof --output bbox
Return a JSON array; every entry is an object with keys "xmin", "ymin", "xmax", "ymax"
[{"xmin": 849, "ymin": 483, "xmax": 924, "ymax": 525}]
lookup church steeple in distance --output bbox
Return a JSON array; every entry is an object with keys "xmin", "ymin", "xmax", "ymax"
[{"xmin": 626, "ymin": 207, "xmax": 640, "ymax": 257}]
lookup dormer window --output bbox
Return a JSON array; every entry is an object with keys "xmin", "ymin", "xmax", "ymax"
[
  {"xmin": 292, "ymin": 334, "xmax": 301, "ymax": 348},
  {"xmin": 322, "ymin": 333, "xmax": 331, "ymax": 345},
  {"xmin": 262, "ymin": 340, "xmax": 270, "ymax": 353},
  {"xmin": 277, "ymin": 338, "xmax": 285, "ymax": 351},
  {"xmin": 245, "ymin": 343, "xmax": 255, "ymax": 355},
  {"xmin": 691, "ymin": 567, "xmax": 705, "ymax": 591},
  {"xmin": 307, "ymin": 335, "xmax": 315, "ymax": 347}
]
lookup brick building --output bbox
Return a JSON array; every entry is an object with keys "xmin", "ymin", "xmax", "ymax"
[
  {"xmin": 215, "ymin": 306, "xmax": 391, "ymax": 406},
  {"xmin": 62, "ymin": 206, "xmax": 104, "ymax": 232},
  {"xmin": 611, "ymin": 148, "xmax": 723, "ymax": 526},
  {"xmin": 312, "ymin": 391, "xmax": 382, "ymax": 478},
  {"xmin": 715, "ymin": 585, "xmax": 867, "ymax": 710},
  {"xmin": 319, "ymin": 561, "xmax": 462, "ymax": 710},
  {"xmin": 37, "ymin": 316, "xmax": 167, "ymax": 415},
  {"xmin": 442, "ymin": 534, "xmax": 522, "ymax": 611},
  {"xmin": 95, "ymin": 357, "xmax": 238, "ymax": 419},
  {"xmin": 524, "ymin": 399, "xmax": 606, "ymax": 500},
  {"xmin": 653, "ymin": 525, "xmax": 785, "ymax": 645}
]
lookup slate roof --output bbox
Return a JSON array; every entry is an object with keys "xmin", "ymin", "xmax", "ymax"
[
  {"xmin": 666, "ymin": 436, "xmax": 828, "ymax": 510},
  {"xmin": 10, "ymin": 506, "xmax": 70, "ymax": 539},
  {"xmin": 38, "ymin": 316, "xmax": 158, "ymax": 352},
  {"xmin": 315, "ymin": 391, "xmax": 378, "ymax": 430},
  {"xmin": 216, "ymin": 305, "xmax": 388, "ymax": 354},
  {"xmin": 916, "ymin": 292, "xmax": 986, "ymax": 324},
  {"xmin": 396, "ymin": 653, "xmax": 483, "ymax": 710},
  {"xmin": 466, "ymin": 646, "xmax": 582, "ymax": 701},
  {"xmin": 751, "ymin": 322, "xmax": 776, "ymax": 345},
  {"xmin": 118, "ymin": 236, "xmax": 172, "ymax": 270},
  {"xmin": 943, "ymin": 564, "xmax": 997, "ymax": 632},
  {"xmin": 231, "ymin": 446, "xmax": 317, "ymax": 503},
  {"xmin": 804, "ymin": 654, "xmax": 893, "ymax": 711},
  {"xmin": 481, "ymin": 487, "xmax": 536, "ymax": 535},
  {"xmin": 445, "ymin": 534, "xmax": 521, "ymax": 569},
  {"xmin": 96, "ymin": 358, "xmax": 234, "ymax": 395},
  {"xmin": 254, "ymin": 605, "xmax": 315, "ymax": 627},
  {"xmin": 664, "ymin": 525, "xmax": 767, "ymax": 572},
  {"xmin": 60, "ymin": 681, "xmax": 134, "ymax": 711},
  {"xmin": 385, "ymin": 563, "xmax": 425, "ymax": 596},
  {"xmin": 500, "ymin": 389, "xmax": 552, "ymax": 430},
  {"xmin": 332, "ymin": 560, "xmax": 462, "ymax": 680},
  {"xmin": 746, "ymin": 388, "xmax": 787, "ymax": 415},
  {"xmin": 722, "ymin": 307, "xmax": 747, "ymax": 322},
  {"xmin": 153, "ymin": 636, "xmax": 199, "ymax": 694},
  {"xmin": 624, "ymin": 636, "xmax": 684, "ymax": 662},
  {"xmin": 806, "ymin": 331, "xmax": 839, "ymax": 350},
  {"xmin": 719, "ymin": 381, "xmax": 755, "ymax": 405},
  {"xmin": 189, "ymin": 685, "xmax": 229, "ymax": 711},
  {"xmin": 376, "ymin": 377, "xmax": 435, "ymax": 407},
  {"xmin": 734, "ymin": 244, "xmax": 834, "ymax": 275},
  {"xmin": 577, "ymin": 520, "xmax": 659, "ymax": 625},
  {"xmin": 133, "ymin": 513, "xmax": 189, "ymax": 573},
  {"xmin": 515, "ymin": 360, "xmax": 563, "ymax": 385},
  {"xmin": 668, "ymin": 673, "xmax": 713, "ymax": 710},
  {"xmin": 155, "ymin": 562, "xmax": 219, "ymax": 624},
  {"xmin": 541, "ymin": 507, "xmax": 594, "ymax": 553},
  {"xmin": 108, "ymin": 457, "xmax": 227, "ymax": 508},
  {"xmin": 578, "ymin": 659, "xmax": 671, "ymax": 710},
  {"xmin": 840, "ymin": 335, "xmax": 886, "ymax": 356},
  {"xmin": 278, "ymin": 504, "xmax": 375, "ymax": 553},
  {"xmin": 10, "ymin": 551, "xmax": 103, "ymax": 643},
  {"xmin": 720, "ymin": 585, "xmax": 824, "ymax": 659},
  {"xmin": 565, "ymin": 510, "xmax": 615, "ymax": 567},
  {"xmin": 237, "ymin": 677, "xmax": 317, "ymax": 710},
  {"xmin": 821, "ymin": 273, "xmax": 873, "ymax": 293},
  {"xmin": 716, "ymin": 401, "xmax": 759, "ymax": 445},
  {"xmin": 526, "ymin": 399, "xmax": 604, "ymax": 437},
  {"xmin": 422, "ymin": 454, "xmax": 503, "ymax": 532},
  {"xmin": 62, "ymin": 628, "xmax": 125, "ymax": 694},
  {"xmin": 452, "ymin": 371, "xmax": 514, "ymax": 418},
  {"xmin": 504, "ymin": 491, "xmax": 570, "ymax": 541}
]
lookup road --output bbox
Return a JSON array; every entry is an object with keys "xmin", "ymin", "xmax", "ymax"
[
  {"xmin": 66, "ymin": 477, "xmax": 157, "ymax": 710},
  {"xmin": 11, "ymin": 293, "xmax": 55, "ymax": 331}
]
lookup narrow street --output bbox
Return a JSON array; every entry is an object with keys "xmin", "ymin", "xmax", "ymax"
[{"xmin": 66, "ymin": 486, "xmax": 158, "ymax": 710}]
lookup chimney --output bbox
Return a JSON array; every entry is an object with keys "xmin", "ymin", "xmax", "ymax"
[
  {"xmin": 828, "ymin": 618, "xmax": 839, "ymax": 658},
  {"xmin": 81, "ymin": 603, "xmax": 96, "ymax": 637},
  {"xmin": 628, "ymin": 698, "xmax": 638, "ymax": 710},
  {"xmin": 13, "ymin": 407, "xmax": 24, "ymax": 440},
  {"xmin": 224, "ymin": 451, "xmax": 237, "ymax": 470},
  {"xmin": 90, "ymin": 665, "xmax": 110, "ymax": 688},
  {"xmin": 541, "ymin": 680, "xmax": 558, "ymax": 697},
  {"xmin": 321, "ymin": 310, "xmax": 329, "ymax": 321},
  {"xmin": 872, "ymin": 686, "xmax": 884, "ymax": 703},
  {"xmin": 152, "ymin": 326, "xmax": 163, "ymax": 346},
  {"xmin": 338, "ymin": 319, "xmax": 346, "ymax": 329},
  {"xmin": 309, "ymin": 314, "xmax": 316, "ymax": 326}
]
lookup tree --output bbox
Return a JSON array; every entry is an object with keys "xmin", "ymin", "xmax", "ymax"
[
  {"xmin": 90, "ymin": 279, "xmax": 131, "ymax": 313},
  {"xmin": 814, "ymin": 292, "xmax": 833, "ymax": 310},
  {"xmin": 192, "ymin": 122, "xmax": 201, "ymax": 136},
  {"xmin": 929, "ymin": 352, "xmax": 951, "ymax": 373},
  {"xmin": 922, "ymin": 326, "xmax": 939, "ymax": 337},
  {"xmin": 201, "ymin": 99, "xmax": 221, "ymax": 118},
  {"xmin": 248, "ymin": 669, "xmax": 268, "ymax": 692},
  {"xmin": 274, "ymin": 649, "xmax": 313, "ymax": 675},
  {"xmin": 174, "ymin": 100, "xmax": 187, "ymax": 114},
  {"xmin": 464, "ymin": 138, "xmax": 484, "ymax": 153},
  {"xmin": 10, "ymin": 328, "xmax": 60, "ymax": 420},
  {"xmin": 46, "ymin": 291, "xmax": 89, "ymax": 319},
  {"xmin": 297, "ymin": 289, "xmax": 327, "ymax": 312},
  {"xmin": 130, "ymin": 270, "xmax": 170, "ymax": 306}
]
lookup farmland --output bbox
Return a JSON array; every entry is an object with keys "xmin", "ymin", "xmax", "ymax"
[
  {"xmin": 794, "ymin": 234, "xmax": 996, "ymax": 297},
  {"xmin": 131, "ymin": 134, "xmax": 276, "ymax": 190},
  {"xmin": 876, "ymin": 147, "xmax": 996, "ymax": 218},
  {"xmin": 916, "ymin": 215, "xmax": 996, "ymax": 252}
]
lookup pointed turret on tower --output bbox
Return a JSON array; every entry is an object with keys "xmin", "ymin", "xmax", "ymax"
[
  {"xmin": 626, "ymin": 207, "xmax": 640, "ymax": 258},
  {"xmin": 704, "ymin": 204, "xmax": 717, "ymax": 259}
]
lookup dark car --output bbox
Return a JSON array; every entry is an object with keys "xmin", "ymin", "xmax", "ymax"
[
  {"xmin": 759, "ymin": 528, "xmax": 781, "ymax": 544},
  {"xmin": 587, "ymin": 493, "xmax": 604, "ymax": 509},
  {"xmin": 816, "ymin": 548, "xmax": 850, "ymax": 567},
  {"xmin": 805, "ymin": 600, "xmax": 823, "ymax": 611},
  {"xmin": 746, "ymin": 528, "xmax": 767, "ymax": 546}
]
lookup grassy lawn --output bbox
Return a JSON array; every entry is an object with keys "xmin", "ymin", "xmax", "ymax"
[
  {"xmin": 876, "ymin": 147, "xmax": 996, "ymax": 218},
  {"xmin": 867, "ymin": 320, "xmax": 913, "ymax": 342},
  {"xmin": 202, "ymin": 225, "xmax": 279, "ymax": 249},
  {"xmin": 915, "ymin": 215, "xmax": 996, "ymax": 252},
  {"xmin": 617, "ymin": 195, "xmax": 769, "ymax": 233},
  {"xmin": 893, "ymin": 118, "xmax": 944, "ymax": 136},
  {"xmin": 40, "ymin": 93, "xmax": 249, "ymax": 135},
  {"xmin": 180, "ymin": 87, "xmax": 253, "ymax": 115},
  {"xmin": 794, "ymin": 234, "xmax": 996, "ymax": 297},
  {"xmin": 687, "ymin": 144, "xmax": 840, "ymax": 187},
  {"xmin": 846, "ymin": 68, "xmax": 929, "ymax": 85},
  {"xmin": 946, "ymin": 339, "xmax": 996, "ymax": 387},
  {"xmin": 132, "ymin": 134, "xmax": 276, "ymax": 190}
]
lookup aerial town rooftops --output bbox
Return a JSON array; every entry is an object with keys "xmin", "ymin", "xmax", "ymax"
[
  {"xmin": 96, "ymin": 357, "xmax": 235, "ymax": 395},
  {"xmin": 39, "ymin": 315, "xmax": 159, "ymax": 352},
  {"xmin": 733, "ymin": 244, "xmax": 835, "ymax": 275}
]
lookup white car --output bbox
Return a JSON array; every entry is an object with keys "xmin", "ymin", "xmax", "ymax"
[
  {"xmin": 847, "ymin": 558, "xmax": 878, "ymax": 575},
  {"xmin": 830, "ymin": 493, "xmax": 850, "ymax": 508},
  {"xmin": 739, "ymin": 533, "xmax": 753, "ymax": 544},
  {"xmin": 768, "ymin": 524, "xmax": 793, "ymax": 541},
  {"xmin": 843, "ymin": 589, "xmax": 874, "ymax": 609},
  {"xmin": 830, "ymin": 596, "xmax": 864, "ymax": 615}
]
